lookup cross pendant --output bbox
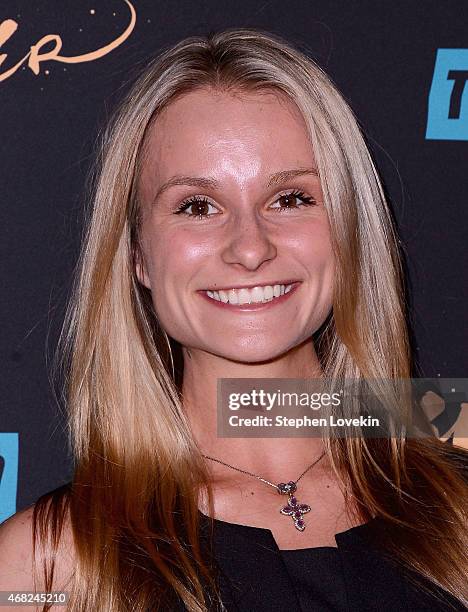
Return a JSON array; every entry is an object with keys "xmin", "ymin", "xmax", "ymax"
[{"xmin": 277, "ymin": 480, "xmax": 311, "ymax": 531}]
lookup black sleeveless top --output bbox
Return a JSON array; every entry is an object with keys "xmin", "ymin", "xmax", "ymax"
[
  {"xmin": 193, "ymin": 512, "xmax": 466, "ymax": 611},
  {"xmin": 280, "ymin": 547, "xmax": 347, "ymax": 610},
  {"xmin": 37, "ymin": 481, "xmax": 466, "ymax": 610}
]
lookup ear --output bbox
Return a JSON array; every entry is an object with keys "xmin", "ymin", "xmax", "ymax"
[{"xmin": 133, "ymin": 245, "xmax": 151, "ymax": 290}]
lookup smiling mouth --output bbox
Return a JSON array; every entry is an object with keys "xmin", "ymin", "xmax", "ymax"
[{"xmin": 201, "ymin": 282, "xmax": 300, "ymax": 305}]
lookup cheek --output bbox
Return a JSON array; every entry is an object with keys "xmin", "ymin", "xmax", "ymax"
[
  {"xmin": 150, "ymin": 227, "xmax": 215, "ymax": 277},
  {"xmin": 147, "ymin": 229, "xmax": 214, "ymax": 312},
  {"xmin": 283, "ymin": 219, "xmax": 334, "ymax": 266},
  {"xmin": 285, "ymin": 222, "xmax": 335, "ymax": 319}
]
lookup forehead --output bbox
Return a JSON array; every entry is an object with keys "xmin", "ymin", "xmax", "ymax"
[{"xmin": 139, "ymin": 87, "xmax": 316, "ymax": 187}]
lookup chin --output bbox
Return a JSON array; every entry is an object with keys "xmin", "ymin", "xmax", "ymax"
[{"xmin": 205, "ymin": 339, "xmax": 295, "ymax": 365}]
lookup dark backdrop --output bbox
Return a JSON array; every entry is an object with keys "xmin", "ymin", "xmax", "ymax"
[{"xmin": 1, "ymin": 0, "xmax": 467, "ymax": 521}]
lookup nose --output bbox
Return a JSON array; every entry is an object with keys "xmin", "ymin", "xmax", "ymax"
[{"xmin": 220, "ymin": 213, "xmax": 277, "ymax": 271}]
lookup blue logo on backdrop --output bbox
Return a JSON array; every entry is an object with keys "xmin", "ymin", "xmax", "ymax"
[
  {"xmin": 0, "ymin": 433, "xmax": 19, "ymax": 523},
  {"xmin": 426, "ymin": 49, "xmax": 468, "ymax": 140}
]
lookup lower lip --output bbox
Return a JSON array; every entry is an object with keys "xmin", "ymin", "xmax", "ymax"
[{"xmin": 198, "ymin": 282, "xmax": 301, "ymax": 311}]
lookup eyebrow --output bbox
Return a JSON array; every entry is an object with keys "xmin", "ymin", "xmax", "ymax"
[{"xmin": 151, "ymin": 167, "xmax": 319, "ymax": 204}]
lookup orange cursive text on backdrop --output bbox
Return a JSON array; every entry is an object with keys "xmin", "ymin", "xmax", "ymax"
[{"xmin": 0, "ymin": 0, "xmax": 136, "ymax": 83}]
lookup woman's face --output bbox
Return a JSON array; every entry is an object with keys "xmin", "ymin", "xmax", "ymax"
[{"xmin": 137, "ymin": 87, "xmax": 335, "ymax": 362}]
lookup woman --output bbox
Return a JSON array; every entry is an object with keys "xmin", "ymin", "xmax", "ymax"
[{"xmin": 0, "ymin": 28, "xmax": 466, "ymax": 611}]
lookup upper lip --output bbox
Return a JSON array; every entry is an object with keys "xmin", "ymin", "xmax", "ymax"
[{"xmin": 200, "ymin": 280, "xmax": 301, "ymax": 291}]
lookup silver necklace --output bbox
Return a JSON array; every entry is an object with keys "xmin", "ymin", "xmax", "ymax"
[{"xmin": 202, "ymin": 450, "xmax": 326, "ymax": 532}]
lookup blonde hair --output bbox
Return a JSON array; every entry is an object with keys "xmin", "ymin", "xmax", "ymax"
[{"xmin": 33, "ymin": 28, "xmax": 467, "ymax": 611}]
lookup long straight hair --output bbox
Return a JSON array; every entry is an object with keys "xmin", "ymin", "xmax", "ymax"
[{"xmin": 32, "ymin": 28, "xmax": 467, "ymax": 611}]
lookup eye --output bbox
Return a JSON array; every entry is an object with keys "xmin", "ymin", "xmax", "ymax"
[
  {"xmin": 174, "ymin": 196, "xmax": 219, "ymax": 220},
  {"xmin": 173, "ymin": 189, "xmax": 317, "ymax": 220},
  {"xmin": 269, "ymin": 190, "xmax": 317, "ymax": 212}
]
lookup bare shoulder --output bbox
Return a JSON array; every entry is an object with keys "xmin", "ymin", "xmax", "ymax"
[
  {"xmin": 0, "ymin": 506, "xmax": 39, "ymax": 591},
  {"xmin": 0, "ymin": 494, "xmax": 76, "ymax": 611}
]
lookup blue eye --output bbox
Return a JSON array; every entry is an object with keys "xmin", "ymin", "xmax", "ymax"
[{"xmin": 173, "ymin": 190, "xmax": 317, "ymax": 220}]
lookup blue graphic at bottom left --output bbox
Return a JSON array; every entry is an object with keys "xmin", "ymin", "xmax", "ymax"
[{"xmin": 0, "ymin": 433, "xmax": 19, "ymax": 524}]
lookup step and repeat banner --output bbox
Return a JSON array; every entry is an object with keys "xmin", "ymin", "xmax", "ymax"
[{"xmin": 1, "ymin": 1, "xmax": 467, "ymax": 522}]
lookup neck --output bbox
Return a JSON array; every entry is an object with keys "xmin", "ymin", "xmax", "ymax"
[{"xmin": 181, "ymin": 338, "xmax": 326, "ymax": 479}]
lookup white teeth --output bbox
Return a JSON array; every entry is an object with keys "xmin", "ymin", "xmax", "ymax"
[
  {"xmin": 263, "ymin": 286, "xmax": 273, "ymax": 301},
  {"xmin": 238, "ymin": 288, "xmax": 250, "ymax": 305},
  {"xmin": 218, "ymin": 290, "xmax": 229, "ymax": 303},
  {"xmin": 205, "ymin": 283, "xmax": 295, "ymax": 304},
  {"xmin": 251, "ymin": 286, "xmax": 264, "ymax": 303}
]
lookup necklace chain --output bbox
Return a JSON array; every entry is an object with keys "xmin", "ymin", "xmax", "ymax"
[{"xmin": 201, "ymin": 450, "xmax": 326, "ymax": 491}]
